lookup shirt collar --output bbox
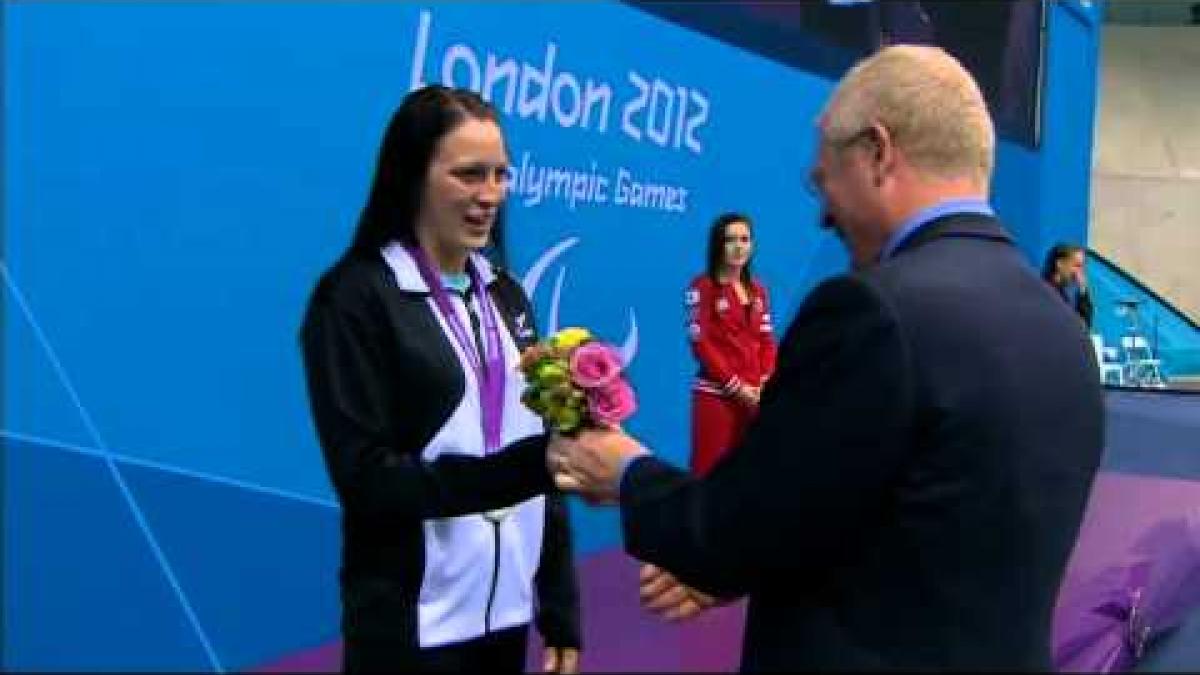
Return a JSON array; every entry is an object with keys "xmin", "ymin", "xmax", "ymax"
[
  {"xmin": 879, "ymin": 197, "xmax": 994, "ymax": 262},
  {"xmin": 380, "ymin": 241, "xmax": 497, "ymax": 293},
  {"xmin": 441, "ymin": 271, "xmax": 472, "ymax": 294}
]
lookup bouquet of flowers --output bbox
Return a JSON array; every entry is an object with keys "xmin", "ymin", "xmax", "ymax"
[{"xmin": 519, "ymin": 327, "xmax": 637, "ymax": 434}]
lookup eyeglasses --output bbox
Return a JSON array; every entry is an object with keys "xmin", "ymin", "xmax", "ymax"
[{"xmin": 803, "ymin": 126, "xmax": 878, "ymax": 200}]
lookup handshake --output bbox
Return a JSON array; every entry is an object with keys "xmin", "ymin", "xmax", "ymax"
[
  {"xmin": 528, "ymin": 331, "xmax": 735, "ymax": 623},
  {"xmin": 547, "ymin": 428, "xmax": 734, "ymax": 622}
]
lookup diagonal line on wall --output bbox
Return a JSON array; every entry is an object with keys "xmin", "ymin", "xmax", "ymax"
[
  {"xmin": 0, "ymin": 429, "xmax": 339, "ymax": 510},
  {"xmin": 1, "ymin": 260, "xmax": 226, "ymax": 672}
]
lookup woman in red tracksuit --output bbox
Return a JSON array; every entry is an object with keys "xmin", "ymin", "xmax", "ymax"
[{"xmin": 685, "ymin": 212, "xmax": 777, "ymax": 476}]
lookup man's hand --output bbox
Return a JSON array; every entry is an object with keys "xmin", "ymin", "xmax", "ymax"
[
  {"xmin": 542, "ymin": 646, "xmax": 580, "ymax": 674},
  {"xmin": 638, "ymin": 563, "xmax": 721, "ymax": 622},
  {"xmin": 1073, "ymin": 266, "xmax": 1089, "ymax": 291},
  {"xmin": 547, "ymin": 428, "xmax": 648, "ymax": 505}
]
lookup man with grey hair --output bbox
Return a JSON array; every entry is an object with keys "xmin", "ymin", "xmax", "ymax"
[{"xmin": 548, "ymin": 45, "xmax": 1103, "ymax": 670}]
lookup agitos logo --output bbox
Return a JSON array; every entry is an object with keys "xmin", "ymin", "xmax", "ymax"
[{"xmin": 520, "ymin": 237, "xmax": 640, "ymax": 366}]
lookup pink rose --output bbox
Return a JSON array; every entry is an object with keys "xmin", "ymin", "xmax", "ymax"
[
  {"xmin": 587, "ymin": 379, "xmax": 637, "ymax": 427},
  {"xmin": 569, "ymin": 342, "xmax": 624, "ymax": 389}
]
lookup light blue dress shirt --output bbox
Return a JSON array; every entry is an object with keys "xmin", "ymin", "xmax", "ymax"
[{"xmin": 879, "ymin": 198, "xmax": 994, "ymax": 262}]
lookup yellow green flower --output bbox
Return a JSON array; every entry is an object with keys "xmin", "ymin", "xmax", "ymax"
[
  {"xmin": 521, "ymin": 387, "xmax": 546, "ymax": 414},
  {"xmin": 551, "ymin": 327, "xmax": 592, "ymax": 351},
  {"xmin": 536, "ymin": 388, "xmax": 556, "ymax": 408},
  {"xmin": 533, "ymin": 360, "xmax": 570, "ymax": 386},
  {"xmin": 553, "ymin": 405, "xmax": 583, "ymax": 433}
]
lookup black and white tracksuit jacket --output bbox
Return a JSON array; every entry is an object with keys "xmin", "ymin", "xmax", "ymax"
[{"xmin": 300, "ymin": 243, "xmax": 580, "ymax": 652}]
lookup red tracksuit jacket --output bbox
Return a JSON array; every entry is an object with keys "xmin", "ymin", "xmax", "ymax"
[{"xmin": 685, "ymin": 275, "xmax": 777, "ymax": 397}]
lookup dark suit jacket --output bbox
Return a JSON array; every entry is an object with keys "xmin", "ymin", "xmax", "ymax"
[{"xmin": 621, "ymin": 214, "xmax": 1104, "ymax": 671}]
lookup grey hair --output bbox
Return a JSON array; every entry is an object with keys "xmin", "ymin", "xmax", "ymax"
[{"xmin": 822, "ymin": 45, "xmax": 995, "ymax": 186}]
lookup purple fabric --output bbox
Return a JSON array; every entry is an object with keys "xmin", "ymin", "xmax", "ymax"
[
  {"xmin": 1131, "ymin": 511, "xmax": 1200, "ymax": 630},
  {"xmin": 1054, "ymin": 562, "xmax": 1150, "ymax": 672},
  {"xmin": 1054, "ymin": 509, "xmax": 1200, "ymax": 672}
]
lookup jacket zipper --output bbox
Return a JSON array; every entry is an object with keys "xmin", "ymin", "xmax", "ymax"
[
  {"xmin": 484, "ymin": 521, "xmax": 501, "ymax": 634},
  {"xmin": 462, "ymin": 282, "xmax": 503, "ymax": 634}
]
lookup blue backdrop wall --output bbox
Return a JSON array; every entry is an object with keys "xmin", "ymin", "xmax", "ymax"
[{"xmin": 3, "ymin": 1, "xmax": 1103, "ymax": 670}]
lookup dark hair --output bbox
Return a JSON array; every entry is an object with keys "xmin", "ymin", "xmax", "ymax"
[
  {"xmin": 1042, "ymin": 242, "xmax": 1085, "ymax": 284},
  {"xmin": 346, "ymin": 85, "xmax": 505, "ymax": 261},
  {"xmin": 706, "ymin": 212, "xmax": 754, "ymax": 284}
]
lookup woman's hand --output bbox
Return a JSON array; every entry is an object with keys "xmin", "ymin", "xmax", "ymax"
[
  {"xmin": 543, "ymin": 646, "xmax": 580, "ymax": 674},
  {"xmin": 734, "ymin": 383, "xmax": 760, "ymax": 407}
]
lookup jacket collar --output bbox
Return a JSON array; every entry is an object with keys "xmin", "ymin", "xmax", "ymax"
[
  {"xmin": 888, "ymin": 212, "xmax": 1014, "ymax": 260},
  {"xmin": 379, "ymin": 241, "xmax": 498, "ymax": 293}
]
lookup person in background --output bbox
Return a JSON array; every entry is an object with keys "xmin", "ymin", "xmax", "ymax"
[
  {"xmin": 685, "ymin": 212, "xmax": 777, "ymax": 477},
  {"xmin": 300, "ymin": 85, "xmax": 580, "ymax": 674},
  {"xmin": 1043, "ymin": 242, "xmax": 1094, "ymax": 328}
]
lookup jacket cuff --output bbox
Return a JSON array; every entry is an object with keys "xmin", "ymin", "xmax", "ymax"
[{"xmin": 536, "ymin": 608, "xmax": 582, "ymax": 650}]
